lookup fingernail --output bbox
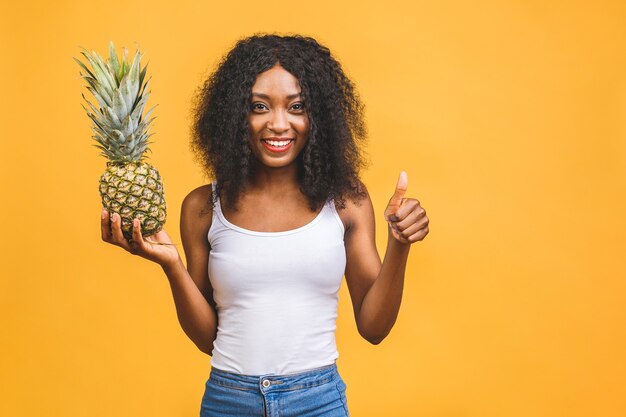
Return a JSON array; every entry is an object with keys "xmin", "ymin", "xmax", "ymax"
[
  {"xmin": 101, "ymin": 208, "xmax": 107, "ymax": 219},
  {"xmin": 134, "ymin": 219, "xmax": 139, "ymax": 228},
  {"xmin": 111, "ymin": 213, "xmax": 117, "ymax": 222}
]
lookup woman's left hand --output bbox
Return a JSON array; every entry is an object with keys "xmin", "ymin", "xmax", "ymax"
[{"xmin": 384, "ymin": 171, "xmax": 429, "ymax": 244}]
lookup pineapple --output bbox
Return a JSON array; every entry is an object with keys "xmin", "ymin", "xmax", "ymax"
[{"xmin": 75, "ymin": 41, "xmax": 166, "ymax": 239}]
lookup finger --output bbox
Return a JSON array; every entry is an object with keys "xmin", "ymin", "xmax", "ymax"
[
  {"xmin": 389, "ymin": 199, "xmax": 421, "ymax": 222},
  {"xmin": 407, "ymin": 226, "xmax": 429, "ymax": 243},
  {"xmin": 388, "ymin": 171, "xmax": 409, "ymax": 209},
  {"xmin": 390, "ymin": 227, "xmax": 410, "ymax": 244},
  {"xmin": 394, "ymin": 219, "xmax": 427, "ymax": 240},
  {"xmin": 394, "ymin": 204, "xmax": 427, "ymax": 229},
  {"xmin": 110, "ymin": 213, "xmax": 131, "ymax": 251},
  {"xmin": 129, "ymin": 218, "xmax": 145, "ymax": 254},
  {"xmin": 101, "ymin": 208, "xmax": 112, "ymax": 241}
]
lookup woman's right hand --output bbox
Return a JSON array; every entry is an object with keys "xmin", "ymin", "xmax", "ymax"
[{"xmin": 101, "ymin": 208, "xmax": 180, "ymax": 268}]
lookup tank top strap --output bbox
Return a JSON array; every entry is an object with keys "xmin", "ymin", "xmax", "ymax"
[
  {"xmin": 210, "ymin": 180, "xmax": 344, "ymax": 235},
  {"xmin": 326, "ymin": 198, "xmax": 345, "ymax": 234},
  {"xmin": 210, "ymin": 180, "xmax": 217, "ymax": 199}
]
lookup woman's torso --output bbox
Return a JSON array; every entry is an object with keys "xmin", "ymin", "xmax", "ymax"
[{"xmin": 207, "ymin": 181, "xmax": 347, "ymax": 375}]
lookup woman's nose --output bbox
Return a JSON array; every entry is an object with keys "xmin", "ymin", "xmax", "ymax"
[{"xmin": 267, "ymin": 109, "xmax": 289, "ymax": 132}]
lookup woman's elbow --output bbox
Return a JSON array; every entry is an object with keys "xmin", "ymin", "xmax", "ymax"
[
  {"xmin": 366, "ymin": 336, "xmax": 385, "ymax": 345},
  {"xmin": 359, "ymin": 329, "xmax": 386, "ymax": 345},
  {"xmin": 197, "ymin": 341, "xmax": 214, "ymax": 356}
]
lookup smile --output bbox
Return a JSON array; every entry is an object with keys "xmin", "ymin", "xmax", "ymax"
[{"xmin": 261, "ymin": 139, "xmax": 294, "ymax": 153}]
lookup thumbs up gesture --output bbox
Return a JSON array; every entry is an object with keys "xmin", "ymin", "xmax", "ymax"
[{"xmin": 384, "ymin": 171, "xmax": 430, "ymax": 244}]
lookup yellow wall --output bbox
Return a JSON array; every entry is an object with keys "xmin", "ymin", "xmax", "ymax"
[{"xmin": 1, "ymin": 1, "xmax": 625, "ymax": 416}]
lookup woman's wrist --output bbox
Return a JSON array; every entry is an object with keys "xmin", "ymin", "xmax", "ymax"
[
  {"xmin": 387, "ymin": 224, "xmax": 412, "ymax": 251},
  {"xmin": 160, "ymin": 255, "xmax": 184, "ymax": 275}
]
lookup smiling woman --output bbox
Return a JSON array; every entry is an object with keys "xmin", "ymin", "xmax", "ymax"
[
  {"xmin": 247, "ymin": 65, "xmax": 310, "ymax": 168},
  {"xmin": 100, "ymin": 33, "xmax": 429, "ymax": 417},
  {"xmin": 189, "ymin": 34, "xmax": 372, "ymax": 213}
]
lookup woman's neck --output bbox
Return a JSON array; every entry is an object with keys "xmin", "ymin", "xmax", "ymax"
[{"xmin": 247, "ymin": 164, "xmax": 301, "ymax": 195}]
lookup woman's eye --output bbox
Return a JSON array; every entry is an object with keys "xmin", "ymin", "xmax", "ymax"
[{"xmin": 250, "ymin": 102, "xmax": 305, "ymax": 112}]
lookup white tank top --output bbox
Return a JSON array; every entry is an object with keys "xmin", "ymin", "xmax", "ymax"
[{"xmin": 207, "ymin": 182, "xmax": 347, "ymax": 375}]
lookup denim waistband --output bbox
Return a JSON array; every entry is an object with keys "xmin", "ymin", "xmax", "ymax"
[{"xmin": 208, "ymin": 363, "xmax": 339, "ymax": 393}]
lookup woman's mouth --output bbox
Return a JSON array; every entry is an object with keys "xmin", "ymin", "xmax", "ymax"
[{"xmin": 261, "ymin": 139, "xmax": 294, "ymax": 153}]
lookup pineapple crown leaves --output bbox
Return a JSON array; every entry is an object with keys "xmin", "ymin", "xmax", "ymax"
[{"xmin": 75, "ymin": 40, "xmax": 158, "ymax": 164}]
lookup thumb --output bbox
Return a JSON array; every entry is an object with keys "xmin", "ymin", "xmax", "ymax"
[{"xmin": 390, "ymin": 171, "xmax": 408, "ymax": 206}]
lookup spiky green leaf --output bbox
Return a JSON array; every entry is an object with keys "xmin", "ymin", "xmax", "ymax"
[
  {"xmin": 137, "ymin": 77, "xmax": 151, "ymax": 103},
  {"xmin": 108, "ymin": 41, "xmax": 120, "ymax": 84},
  {"xmin": 81, "ymin": 93, "xmax": 100, "ymax": 116},
  {"xmin": 118, "ymin": 73, "xmax": 136, "ymax": 112},
  {"xmin": 73, "ymin": 57, "xmax": 97, "ymax": 81},
  {"xmin": 112, "ymin": 89, "xmax": 129, "ymax": 121},
  {"xmin": 80, "ymin": 49, "xmax": 115, "ymax": 99},
  {"xmin": 120, "ymin": 115, "xmax": 134, "ymax": 138},
  {"xmin": 103, "ymin": 106, "xmax": 122, "ymax": 130},
  {"xmin": 76, "ymin": 42, "xmax": 157, "ymax": 163},
  {"xmin": 85, "ymin": 86, "xmax": 109, "ymax": 108},
  {"xmin": 129, "ymin": 93, "xmax": 150, "ymax": 126},
  {"xmin": 138, "ymin": 63, "xmax": 148, "ymax": 101}
]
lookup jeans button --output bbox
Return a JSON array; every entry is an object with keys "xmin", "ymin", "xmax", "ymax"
[{"xmin": 262, "ymin": 379, "xmax": 271, "ymax": 388}]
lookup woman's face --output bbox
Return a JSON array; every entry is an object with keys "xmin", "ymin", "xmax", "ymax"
[{"xmin": 247, "ymin": 63, "xmax": 310, "ymax": 170}]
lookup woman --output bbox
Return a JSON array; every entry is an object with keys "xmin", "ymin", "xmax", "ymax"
[{"xmin": 101, "ymin": 33, "xmax": 429, "ymax": 417}]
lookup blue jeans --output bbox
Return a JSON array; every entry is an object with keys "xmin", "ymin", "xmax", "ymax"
[{"xmin": 200, "ymin": 363, "xmax": 350, "ymax": 416}]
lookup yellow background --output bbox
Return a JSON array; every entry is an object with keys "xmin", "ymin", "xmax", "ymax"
[{"xmin": 1, "ymin": 1, "xmax": 625, "ymax": 416}]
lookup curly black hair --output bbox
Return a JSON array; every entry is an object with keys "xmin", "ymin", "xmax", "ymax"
[{"xmin": 190, "ymin": 33, "xmax": 368, "ymax": 211}]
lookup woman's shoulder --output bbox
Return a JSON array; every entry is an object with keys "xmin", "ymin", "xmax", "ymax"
[
  {"xmin": 180, "ymin": 185, "xmax": 213, "ymax": 266},
  {"xmin": 181, "ymin": 183, "xmax": 214, "ymax": 221},
  {"xmin": 334, "ymin": 182, "xmax": 373, "ymax": 233}
]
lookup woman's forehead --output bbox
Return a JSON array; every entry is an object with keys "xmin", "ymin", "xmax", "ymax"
[
  {"xmin": 250, "ymin": 92, "xmax": 301, "ymax": 100},
  {"xmin": 250, "ymin": 64, "xmax": 302, "ymax": 98}
]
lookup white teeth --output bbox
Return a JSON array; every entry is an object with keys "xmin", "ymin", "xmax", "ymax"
[{"xmin": 265, "ymin": 140, "xmax": 292, "ymax": 147}]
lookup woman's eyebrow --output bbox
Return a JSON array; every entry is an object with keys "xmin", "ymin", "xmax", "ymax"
[{"xmin": 251, "ymin": 92, "xmax": 301, "ymax": 99}]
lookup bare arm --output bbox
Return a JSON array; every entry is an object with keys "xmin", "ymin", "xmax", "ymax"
[
  {"xmin": 341, "ymin": 173, "xmax": 429, "ymax": 344},
  {"xmin": 161, "ymin": 260, "xmax": 217, "ymax": 355},
  {"xmin": 176, "ymin": 184, "xmax": 218, "ymax": 354},
  {"xmin": 101, "ymin": 184, "xmax": 218, "ymax": 355}
]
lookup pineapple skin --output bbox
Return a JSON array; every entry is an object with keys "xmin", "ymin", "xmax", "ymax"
[{"xmin": 99, "ymin": 161, "xmax": 167, "ymax": 239}]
